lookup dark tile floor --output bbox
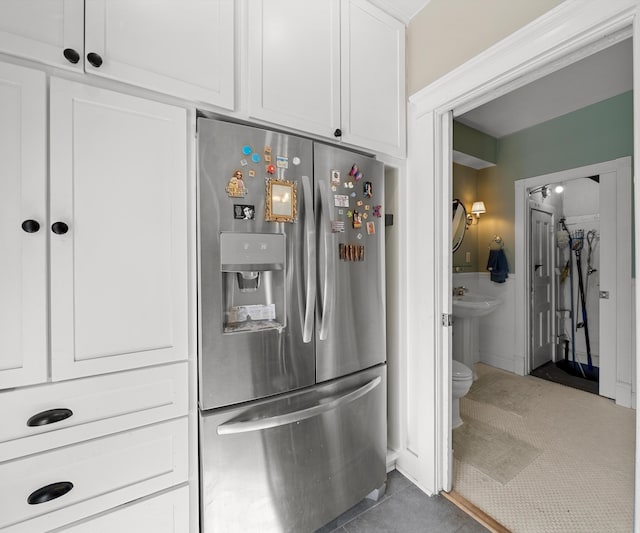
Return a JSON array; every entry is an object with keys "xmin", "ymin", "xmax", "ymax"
[{"xmin": 317, "ymin": 470, "xmax": 489, "ymax": 533}]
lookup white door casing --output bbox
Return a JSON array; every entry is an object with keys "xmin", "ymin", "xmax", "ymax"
[{"xmin": 404, "ymin": 1, "xmax": 640, "ymax": 517}]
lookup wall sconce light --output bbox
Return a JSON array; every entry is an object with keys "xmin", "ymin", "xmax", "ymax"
[
  {"xmin": 528, "ymin": 184, "xmax": 563, "ymax": 198},
  {"xmin": 466, "ymin": 201, "xmax": 486, "ymax": 226}
]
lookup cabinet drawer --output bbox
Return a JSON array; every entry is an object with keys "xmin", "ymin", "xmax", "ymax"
[
  {"xmin": 0, "ymin": 417, "xmax": 188, "ymax": 532},
  {"xmin": 52, "ymin": 486, "xmax": 189, "ymax": 533},
  {"xmin": 0, "ymin": 362, "xmax": 187, "ymax": 461}
]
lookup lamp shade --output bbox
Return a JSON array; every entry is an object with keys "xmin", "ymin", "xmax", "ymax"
[{"xmin": 471, "ymin": 201, "xmax": 486, "ymax": 215}]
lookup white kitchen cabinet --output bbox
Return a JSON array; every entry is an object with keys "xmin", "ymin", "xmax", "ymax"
[
  {"xmin": 0, "ymin": 417, "xmax": 188, "ymax": 532},
  {"xmin": 0, "ymin": 362, "xmax": 188, "ymax": 462},
  {"xmin": 53, "ymin": 486, "xmax": 189, "ymax": 533},
  {"xmin": 247, "ymin": 0, "xmax": 341, "ymax": 139},
  {"xmin": 84, "ymin": 0, "xmax": 235, "ymax": 109},
  {"xmin": 0, "ymin": 0, "xmax": 84, "ymax": 72},
  {"xmin": 247, "ymin": 0, "xmax": 405, "ymax": 157},
  {"xmin": 0, "ymin": 0, "xmax": 235, "ymax": 110},
  {"xmin": 0, "ymin": 62, "xmax": 48, "ymax": 390},
  {"xmin": 50, "ymin": 77, "xmax": 188, "ymax": 381},
  {"xmin": 341, "ymin": 0, "xmax": 406, "ymax": 156}
]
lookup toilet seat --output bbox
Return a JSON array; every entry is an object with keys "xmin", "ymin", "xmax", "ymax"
[{"xmin": 452, "ymin": 360, "xmax": 472, "ymax": 381}]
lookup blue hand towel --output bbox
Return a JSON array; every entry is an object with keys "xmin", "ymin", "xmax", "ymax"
[{"xmin": 487, "ymin": 249, "xmax": 509, "ymax": 283}]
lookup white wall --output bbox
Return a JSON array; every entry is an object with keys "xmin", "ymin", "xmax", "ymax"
[{"xmin": 406, "ymin": 0, "xmax": 567, "ymax": 95}]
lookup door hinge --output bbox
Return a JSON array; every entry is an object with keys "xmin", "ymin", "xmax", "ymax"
[
  {"xmin": 599, "ymin": 290, "xmax": 610, "ymax": 299},
  {"xmin": 442, "ymin": 313, "xmax": 452, "ymax": 327}
]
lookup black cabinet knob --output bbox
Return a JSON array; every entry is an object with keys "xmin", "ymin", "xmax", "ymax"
[
  {"xmin": 334, "ymin": 128, "xmax": 342, "ymax": 138},
  {"xmin": 27, "ymin": 408, "xmax": 73, "ymax": 427},
  {"xmin": 87, "ymin": 52, "xmax": 103, "ymax": 68},
  {"xmin": 21, "ymin": 219, "xmax": 40, "ymax": 233},
  {"xmin": 63, "ymin": 48, "xmax": 80, "ymax": 64},
  {"xmin": 28, "ymin": 482, "xmax": 74, "ymax": 505},
  {"xmin": 51, "ymin": 222, "xmax": 69, "ymax": 235}
]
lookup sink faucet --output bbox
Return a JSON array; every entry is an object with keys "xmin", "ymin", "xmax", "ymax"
[{"xmin": 454, "ymin": 286, "xmax": 468, "ymax": 296}]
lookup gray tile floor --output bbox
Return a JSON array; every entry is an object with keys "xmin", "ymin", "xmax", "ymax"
[{"xmin": 317, "ymin": 470, "xmax": 489, "ymax": 533}]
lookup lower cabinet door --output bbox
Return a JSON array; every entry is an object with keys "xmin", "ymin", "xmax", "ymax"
[
  {"xmin": 0, "ymin": 418, "xmax": 188, "ymax": 532},
  {"xmin": 52, "ymin": 486, "xmax": 189, "ymax": 533}
]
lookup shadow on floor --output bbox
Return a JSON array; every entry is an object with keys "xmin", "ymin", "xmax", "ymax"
[
  {"xmin": 530, "ymin": 360, "xmax": 598, "ymax": 394},
  {"xmin": 316, "ymin": 470, "xmax": 489, "ymax": 533}
]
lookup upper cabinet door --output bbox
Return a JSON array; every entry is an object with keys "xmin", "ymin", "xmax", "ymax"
[
  {"xmin": 341, "ymin": 0, "xmax": 406, "ymax": 157},
  {"xmin": 84, "ymin": 0, "xmax": 235, "ymax": 109},
  {"xmin": 0, "ymin": 62, "xmax": 48, "ymax": 390},
  {"xmin": 0, "ymin": 0, "xmax": 84, "ymax": 71},
  {"xmin": 248, "ymin": 0, "xmax": 341, "ymax": 138},
  {"xmin": 49, "ymin": 78, "xmax": 188, "ymax": 381}
]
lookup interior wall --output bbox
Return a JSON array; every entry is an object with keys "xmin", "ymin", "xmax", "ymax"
[
  {"xmin": 458, "ymin": 91, "xmax": 633, "ymax": 274},
  {"xmin": 452, "ymin": 163, "xmax": 479, "ymax": 272},
  {"xmin": 406, "ymin": 0, "xmax": 567, "ymax": 95}
]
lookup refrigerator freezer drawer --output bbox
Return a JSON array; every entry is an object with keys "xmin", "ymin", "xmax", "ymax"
[{"xmin": 199, "ymin": 365, "xmax": 386, "ymax": 533}]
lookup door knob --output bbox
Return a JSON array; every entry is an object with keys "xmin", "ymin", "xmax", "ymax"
[
  {"xmin": 51, "ymin": 222, "xmax": 69, "ymax": 235},
  {"xmin": 63, "ymin": 48, "xmax": 80, "ymax": 64},
  {"xmin": 21, "ymin": 219, "xmax": 40, "ymax": 233},
  {"xmin": 87, "ymin": 52, "xmax": 103, "ymax": 68}
]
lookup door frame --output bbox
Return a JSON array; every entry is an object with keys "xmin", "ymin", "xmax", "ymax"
[
  {"xmin": 526, "ymin": 202, "xmax": 556, "ymax": 374},
  {"xmin": 515, "ymin": 158, "xmax": 633, "ymax": 402},
  {"xmin": 402, "ymin": 0, "xmax": 640, "ymax": 514}
]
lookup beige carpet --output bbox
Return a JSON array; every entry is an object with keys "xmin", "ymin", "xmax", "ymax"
[{"xmin": 453, "ymin": 363, "xmax": 635, "ymax": 533}]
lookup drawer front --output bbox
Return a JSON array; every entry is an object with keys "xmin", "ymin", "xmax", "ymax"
[
  {"xmin": 0, "ymin": 417, "xmax": 188, "ymax": 532},
  {"xmin": 52, "ymin": 486, "xmax": 189, "ymax": 533},
  {"xmin": 0, "ymin": 362, "xmax": 187, "ymax": 461}
]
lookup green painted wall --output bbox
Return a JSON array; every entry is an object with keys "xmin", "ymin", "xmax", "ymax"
[
  {"xmin": 453, "ymin": 121, "xmax": 497, "ymax": 164},
  {"xmin": 452, "ymin": 163, "xmax": 479, "ymax": 272},
  {"xmin": 453, "ymin": 91, "xmax": 633, "ymax": 274}
]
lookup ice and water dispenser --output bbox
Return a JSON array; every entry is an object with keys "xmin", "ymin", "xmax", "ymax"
[{"xmin": 220, "ymin": 232, "xmax": 286, "ymax": 333}]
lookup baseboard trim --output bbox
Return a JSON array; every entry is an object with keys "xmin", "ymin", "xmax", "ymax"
[{"xmin": 442, "ymin": 489, "xmax": 511, "ymax": 533}]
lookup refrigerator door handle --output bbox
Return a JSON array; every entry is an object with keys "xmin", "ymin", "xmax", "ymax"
[
  {"xmin": 216, "ymin": 376, "xmax": 382, "ymax": 435},
  {"xmin": 318, "ymin": 179, "xmax": 336, "ymax": 341},
  {"xmin": 301, "ymin": 175, "xmax": 316, "ymax": 343}
]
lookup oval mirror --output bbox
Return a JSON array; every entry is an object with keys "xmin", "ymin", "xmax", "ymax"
[{"xmin": 452, "ymin": 199, "xmax": 467, "ymax": 253}]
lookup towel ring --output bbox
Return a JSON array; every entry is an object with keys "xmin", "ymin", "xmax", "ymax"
[{"xmin": 489, "ymin": 235, "xmax": 504, "ymax": 250}]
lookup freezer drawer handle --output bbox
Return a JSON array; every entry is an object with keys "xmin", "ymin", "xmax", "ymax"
[
  {"xmin": 27, "ymin": 482, "xmax": 74, "ymax": 505},
  {"xmin": 27, "ymin": 408, "xmax": 73, "ymax": 427},
  {"xmin": 217, "ymin": 376, "xmax": 382, "ymax": 435}
]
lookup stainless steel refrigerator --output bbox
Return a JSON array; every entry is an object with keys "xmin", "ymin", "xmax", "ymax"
[{"xmin": 197, "ymin": 118, "xmax": 386, "ymax": 532}]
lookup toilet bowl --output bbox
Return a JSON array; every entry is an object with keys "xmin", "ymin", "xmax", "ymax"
[{"xmin": 452, "ymin": 360, "xmax": 473, "ymax": 429}]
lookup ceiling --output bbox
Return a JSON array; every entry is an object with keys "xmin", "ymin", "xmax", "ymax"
[{"xmin": 456, "ymin": 38, "xmax": 633, "ymax": 139}]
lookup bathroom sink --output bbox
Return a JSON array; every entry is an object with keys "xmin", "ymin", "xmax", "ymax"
[{"xmin": 452, "ymin": 293, "xmax": 500, "ymax": 318}]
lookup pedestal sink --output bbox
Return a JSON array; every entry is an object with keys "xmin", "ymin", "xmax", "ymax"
[
  {"xmin": 452, "ymin": 292, "xmax": 500, "ymax": 371},
  {"xmin": 452, "ymin": 293, "xmax": 501, "ymax": 318}
]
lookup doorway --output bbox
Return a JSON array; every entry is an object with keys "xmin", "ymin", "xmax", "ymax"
[
  {"xmin": 402, "ymin": 0, "xmax": 639, "ymax": 517},
  {"xmin": 516, "ymin": 158, "xmax": 633, "ymax": 404}
]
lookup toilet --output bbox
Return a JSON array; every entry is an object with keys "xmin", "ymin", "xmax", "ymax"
[{"xmin": 452, "ymin": 360, "xmax": 473, "ymax": 429}]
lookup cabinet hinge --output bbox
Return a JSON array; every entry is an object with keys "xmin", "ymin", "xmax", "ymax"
[{"xmin": 442, "ymin": 313, "xmax": 452, "ymax": 327}]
